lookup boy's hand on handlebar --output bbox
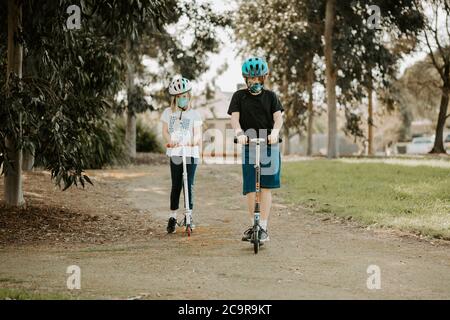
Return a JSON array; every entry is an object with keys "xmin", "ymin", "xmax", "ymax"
[
  {"xmin": 268, "ymin": 133, "xmax": 279, "ymax": 144},
  {"xmin": 237, "ymin": 134, "xmax": 248, "ymax": 144}
]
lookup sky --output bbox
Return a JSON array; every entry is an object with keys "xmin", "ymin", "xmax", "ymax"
[{"xmin": 193, "ymin": 0, "xmax": 242, "ymax": 93}]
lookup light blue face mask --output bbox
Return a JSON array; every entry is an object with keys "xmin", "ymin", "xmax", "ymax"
[
  {"xmin": 249, "ymin": 82, "xmax": 263, "ymax": 94},
  {"xmin": 177, "ymin": 97, "xmax": 189, "ymax": 110}
]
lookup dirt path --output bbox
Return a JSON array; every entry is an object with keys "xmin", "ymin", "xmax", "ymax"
[{"xmin": 1, "ymin": 164, "xmax": 450, "ymax": 299}]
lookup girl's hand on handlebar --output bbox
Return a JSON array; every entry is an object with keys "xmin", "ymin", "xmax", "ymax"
[
  {"xmin": 167, "ymin": 138, "xmax": 180, "ymax": 148},
  {"xmin": 166, "ymin": 142, "xmax": 178, "ymax": 148},
  {"xmin": 166, "ymin": 142, "xmax": 197, "ymax": 148}
]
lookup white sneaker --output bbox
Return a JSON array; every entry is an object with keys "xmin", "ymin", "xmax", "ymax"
[{"xmin": 259, "ymin": 229, "xmax": 270, "ymax": 242}]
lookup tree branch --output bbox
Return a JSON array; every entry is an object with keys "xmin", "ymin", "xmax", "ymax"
[
  {"xmin": 433, "ymin": 5, "xmax": 447, "ymax": 65},
  {"xmin": 445, "ymin": 2, "xmax": 450, "ymax": 40},
  {"xmin": 424, "ymin": 30, "xmax": 445, "ymax": 80}
]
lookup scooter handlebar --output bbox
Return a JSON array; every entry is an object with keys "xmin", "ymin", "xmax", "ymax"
[
  {"xmin": 233, "ymin": 136, "xmax": 283, "ymax": 144},
  {"xmin": 165, "ymin": 143, "xmax": 197, "ymax": 148}
]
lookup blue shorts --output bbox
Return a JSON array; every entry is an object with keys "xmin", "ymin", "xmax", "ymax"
[{"xmin": 241, "ymin": 144, "xmax": 281, "ymax": 195}]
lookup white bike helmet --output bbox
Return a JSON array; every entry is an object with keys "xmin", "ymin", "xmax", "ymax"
[{"xmin": 168, "ymin": 77, "xmax": 192, "ymax": 96}]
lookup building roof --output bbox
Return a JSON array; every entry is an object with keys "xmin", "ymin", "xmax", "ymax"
[{"xmin": 194, "ymin": 88, "xmax": 234, "ymax": 120}]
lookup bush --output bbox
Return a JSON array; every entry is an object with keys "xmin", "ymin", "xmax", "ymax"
[
  {"xmin": 34, "ymin": 115, "xmax": 162, "ymax": 171},
  {"xmin": 136, "ymin": 122, "xmax": 164, "ymax": 153},
  {"xmin": 114, "ymin": 117, "xmax": 164, "ymax": 154},
  {"xmin": 83, "ymin": 118, "xmax": 129, "ymax": 169}
]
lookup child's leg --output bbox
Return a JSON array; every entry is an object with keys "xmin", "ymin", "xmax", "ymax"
[
  {"xmin": 260, "ymin": 188, "xmax": 272, "ymax": 230},
  {"xmin": 246, "ymin": 192, "xmax": 256, "ymax": 223},
  {"xmin": 186, "ymin": 157, "xmax": 198, "ymax": 210},
  {"xmin": 169, "ymin": 157, "xmax": 183, "ymax": 212},
  {"xmin": 246, "ymin": 190, "xmax": 271, "ymax": 219}
]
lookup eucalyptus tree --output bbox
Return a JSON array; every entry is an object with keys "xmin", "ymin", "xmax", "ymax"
[
  {"xmin": 235, "ymin": 0, "xmax": 323, "ymax": 155},
  {"xmin": 0, "ymin": 0, "xmax": 175, "ymax": 206},
  {"xmin": 234, "ymin": 0, "xmax": 424, "ymax": 157},
  {"xmin": 419, "ymin": 0, "xmax": 450, "ymax": 153},
  {"xmin": 121, "ymin": 1, "xmax": 231, "ymax": 158}
]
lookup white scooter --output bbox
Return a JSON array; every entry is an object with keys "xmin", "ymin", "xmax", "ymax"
[
  {"xmin": 180, "ymin": 143, "xmax": 193, "ymax": 237},
  {"xmin": 167, "ymin": 141, "xmax": 194, "ymax": 237}
]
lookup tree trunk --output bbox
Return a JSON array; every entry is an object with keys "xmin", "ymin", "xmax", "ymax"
[
  {"xmin": 368, "ymin": 84, "xmax": 374, "ymax": 156},
  {"xmin": 307, "ymin": 66, "xmax": 314, "ymax": 156},
  {"xmin": 324, "ymin": 0, "xmax": 338, "ymax": 159},
  {"xmin": 283, "ymin": 128, "xmax": 290, "ymax": 156},
  {"xmin": 22, "ymin": 145, "xmax": 35, "ymax": 171},
  {"xmin": 4, "ymin": 0, "xmax": 24, "ymax": 207},
  {"xmin": 430, "ymin": 72, "xmax": 449, "ymax": 154},
  {"xmin": 126, "ymin": 110, "xmax": 137, "ymax": 159},
  {"xmin": 22, "ymin": 43, "xmax": 40, "ymax": 171},
  {"xmin": 281, "ymin": 74, "xmax": 290, "ymax": 156},
  {"xmin": 399, "ymin": 104, "xmax": 413, "ymax": 142},
  {"xmin": 125, "ymin": 40, "xmax": 136, "ymax": 159}
]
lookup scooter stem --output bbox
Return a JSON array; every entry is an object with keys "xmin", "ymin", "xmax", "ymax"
[{"xmin": 182, "ymin": 145, "xmax": 191, "ymax": 223}]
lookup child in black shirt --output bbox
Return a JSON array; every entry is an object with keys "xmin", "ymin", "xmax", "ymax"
[{"xmin": 227, "ymin": 57, "xmax": 284, "ymax": 242}]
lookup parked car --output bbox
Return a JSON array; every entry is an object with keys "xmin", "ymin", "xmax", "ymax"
[
  {"xmin": 406, "ymin": 136, "xmax": 435, "ymax": 154},
  {"xmin": 445, "ymin": 132, "xmax": 450, "ymax": 151}
]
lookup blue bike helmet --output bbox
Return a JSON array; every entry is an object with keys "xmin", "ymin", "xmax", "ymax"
[{"xmin": 242, "ymin": 57, "xmax": 269, "ymax": 77}]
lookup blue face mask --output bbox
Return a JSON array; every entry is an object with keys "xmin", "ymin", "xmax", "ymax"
[
  {"xmin": 177, "ymin": 97, "xmax": 189, "ymax": 110},
  {"xmin": 249, "ymin": 82, "xmax": 263, "ymax": 94}
]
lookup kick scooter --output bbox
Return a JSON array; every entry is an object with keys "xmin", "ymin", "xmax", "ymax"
[
  {"xmin": 234, "ymin": 135, "xmax": 282, "ymax": 254},
  {"xmin": 166, "ymin": 142, "xmax": 194, "ymax": 237},
  {"xmin": 180, "ymin": 143, "xmax": 193, "ymax": 237}
]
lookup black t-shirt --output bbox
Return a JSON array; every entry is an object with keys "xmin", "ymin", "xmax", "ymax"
[{"xmin": 227, "ymin": 89, "xmax": 284, "ymax": 138}]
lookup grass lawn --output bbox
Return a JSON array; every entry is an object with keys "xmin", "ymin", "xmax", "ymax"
[{"xmin": 281, "ymin": 159, "xmax": 450, "ymax": 240}]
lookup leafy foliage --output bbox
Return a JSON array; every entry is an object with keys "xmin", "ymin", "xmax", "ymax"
[
  {"xmin": 0, "ymin": 1, "xmax": 175, "ymax": 190},
  {"xmin": 114, "ymin": 117, "xmax": 163, "ymax": 153},
  {"xmin": 1, "ymin": 0, "xmax": 230, "ymax": 192},
  {"xmin": 234, "ymin": 0, "xmax": 425, "ymax": 141}
]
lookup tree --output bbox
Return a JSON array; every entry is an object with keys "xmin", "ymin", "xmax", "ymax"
[
  {"xmin": 234, "ymin": 0, "xmax": 323, "ymax": 156},
  {"xmin": 421, "ymin": 0, "xmax": 450, "ymax": 153},
  {"xmin": 1, "ymin": 1, "xmax": 176, "ymax": 206},
  {"xmin": 121, "ymin": 1, "xmax": 231, "ymax": 158},
  {"xmin": 383, "ymin": 56, "xmax": 444, "ymax": 142},
  {"xmin": 234, "ymin": 0, "xmax": 425, "ymax": 158},
  {"xmin": 4, "ymin": 0, "xmax": 24, "ymax": 206},
  {"xmin": 329, "ymin": 1, "xmax": 424, "ymax": 156},
  {"xmin": 324, "ymin": 0, "xmax": 337, "ymax": 158}
]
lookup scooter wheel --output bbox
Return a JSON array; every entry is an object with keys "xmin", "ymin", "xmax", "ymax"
[
  {"xmin": 254, "ymin": 240, "xmax": 259, "ymax": 254},
  {"xmin": 186, "ymin": 225, "xmax": 192, "ymax": 237},
  {"xmin": 253, "ymin": 229, "xmax": 259, "ymax": 254}
]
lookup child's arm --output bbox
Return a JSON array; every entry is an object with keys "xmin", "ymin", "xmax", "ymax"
[
  {"xmin": 162, "ymin": 122, "xmax": 171, "ymax": 144},
  {"xmin": 162, "ymin": 122, "xmax": 179, "ymax": 147},
  {"xmin": 193, "ymin": 123, "xmax": 202, "ymax": 147},
  {"xmin": 231, "ymin": 112, "xmax": 247, "ymax": 144},
  {"xmin": 268, "ymin": 111, "xmax": 283, "ymax": 144},
  {"xmin": 231, "ymin": 112, "xmax": 242, "ymax": 134}
]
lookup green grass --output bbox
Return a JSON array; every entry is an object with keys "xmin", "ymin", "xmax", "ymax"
[{"xmin": 281, "ymin": 160, "xmax": 450, "ymax": 239}]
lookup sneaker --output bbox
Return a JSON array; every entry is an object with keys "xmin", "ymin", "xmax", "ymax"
[
  {"xmin": 241, "ymin": 227, "xmax": 253, "ymax": 241},
  {"xmin": 166, "ymin": 217, "xmax": 177, "ymax": 234},
  {"xmin": 259, "ymin": 228, "xmax": 270, "ymax": 242}
]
